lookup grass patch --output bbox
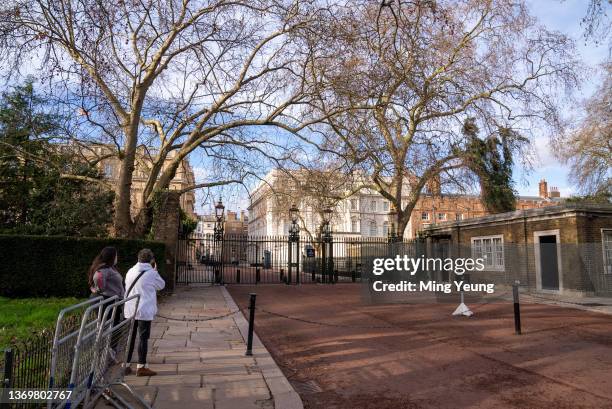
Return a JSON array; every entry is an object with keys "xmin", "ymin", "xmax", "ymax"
[{"xmin": 0, "ymin": 297, "xmax": 82, "ymax": 348}]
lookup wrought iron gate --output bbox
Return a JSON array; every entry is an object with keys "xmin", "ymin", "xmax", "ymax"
[{"xmin": 176, "ymin": 234, "xmax": 419, "ymax": 284}]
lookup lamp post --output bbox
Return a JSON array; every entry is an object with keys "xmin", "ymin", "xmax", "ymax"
[
  {"xmin": 214, "ymin": 198, "xmax": 225, "ymax": 241},
  {"xmin": 387, "ymin": 207, "xmax": 398, "ymax": 243},
  {"xmin": 321, "ymin": 208, "xmax": 334, "ymax": 283},
  {"xmin": 287, "ymin": 204, "xmax": 300, "ymax": 285},
  {"xmin": 213, "ymin": 198, "xmax": 225, "ymax": 284}
]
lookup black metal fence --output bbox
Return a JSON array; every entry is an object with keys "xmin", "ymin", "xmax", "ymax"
[
  {"xmin": 1, "ymin": 315, "xmax": 81, "ymax": 409},
  {"xmin": 177, "ymin": 234, "xmax": 421, "ymax": 284}
]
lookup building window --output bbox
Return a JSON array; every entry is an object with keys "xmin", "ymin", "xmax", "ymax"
[
  {"xmin": 471, "ymin": 235, "xmax": 504, "ymax": 271},
  {"xmin": 382, "ymin": 222, "xmax": 389, "ymax": 237},
  {"xmin": 421, "ymin": 212, "xmax": 430, "ymax": 221},
  {"xmin": 369, "ymin": 221, "xmax": 377, "ymax": 236},
  {"xmin": 455, "ymin": 213, "xmax": 463, "ymax": 221},
  {"xmin": 370, "ymin": 200, "xmax": 377, "ymax": 212},
  {"xmin": 383, "ymin": 201, "xmax": 389, "ymax": 212},
  {"xmin": 603, "ymin": 230, "xmax": 612, "ymax": 274},
  {"xmin": 104, "ymin": 163, "xmax": 113, "ymax": 178},
  {"xmin": 350, "ymin": 199, "xmax": 358, "ymax": 211},
  {"xmin": 437, "ymin": 213, "xmax": 447, "ymax": 221},
  {"xmin": 351, "ymin": 218, "xmax": 359, "ymax": 233}
]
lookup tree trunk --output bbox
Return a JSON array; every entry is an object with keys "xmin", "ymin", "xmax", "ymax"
[
  {"xmin": 113, "ymin": 154, "xmax": 137, "ymax": 237},
  {"xmin": 397, "ymin": 201, "xmax": 418, "ymax": 239},
  {"xmin": 397, "ymin": 213, "xmax": 410, "ymax": 239},
  {"xmin": 112, "ymin": 121, "xmax": 141, "ymax": 238},
  {"xmin": 133, "ymin": 205, "xmax": 155, "ymax": 238}
]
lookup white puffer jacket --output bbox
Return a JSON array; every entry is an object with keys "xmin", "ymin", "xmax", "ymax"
[{"xmin": 123, "ymin": 262, "xmax": 165, "ymax": 321}]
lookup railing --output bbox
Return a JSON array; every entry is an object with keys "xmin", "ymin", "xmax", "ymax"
[
  {"xmin": 176, "ymin": 234, "xmax": 422, "ymax": 284},
  {"xmin": 1, "ymin": 297, "xmax": 148, "ymax": 409},
  {"xmin": 1, "ymin": 315, "xmax": 81, "ymax": 409}
]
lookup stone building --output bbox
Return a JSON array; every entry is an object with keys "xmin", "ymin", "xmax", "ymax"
[
  {"xmin": 194, "ymin": 211, "xmax": 249, "ymax": 238},
  {"xmin": 423, "ymin": 203, "xmax": 612, "ymax": 296},
  {"xmin": 193, "ymin": 214, "xmax": 217, "ymax": 238},
  {"xmin": 82, "ymin": 145, "xmax": 196, "ymax": 218},
  {"xmin": 248, "ymin": 170, "xmax": 563, "ymax": 239}
]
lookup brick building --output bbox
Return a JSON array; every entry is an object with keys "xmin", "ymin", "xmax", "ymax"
[
  {"xmin": 411, "ymin": 178, "xmax": 562, "ymax": 236},
  {"xmin": 191, "ymin": 211, "xmax": 249, "ymax": 264},
  {"xmin": 423, "ymin": 203, "xmax": 612, "ymax": 296}
]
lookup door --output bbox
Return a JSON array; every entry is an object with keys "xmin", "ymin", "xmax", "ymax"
[
  {"xmin": 434, "ymin": 238, "xmax": 451, "ymax": 282},
  {"xmin": 539, "ymin": 235, "xmax": 559, "ymax": 290}
]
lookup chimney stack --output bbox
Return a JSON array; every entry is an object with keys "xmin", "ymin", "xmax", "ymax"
[
  {"xmin": 538, "ymin": 179, "xmax": 548, "ymax": 199},
  {"xmin": 427, "ymin": 175, "xmax": 441, "ymax": 196},
  {"xmin": 549, "ymin": 186, "xmax": 560, "ymax": 198}
]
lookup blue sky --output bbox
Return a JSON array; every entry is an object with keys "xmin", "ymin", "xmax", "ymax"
[{"xmin": 516, "ymin": 0, "xmax": 609, "ymax": 197}]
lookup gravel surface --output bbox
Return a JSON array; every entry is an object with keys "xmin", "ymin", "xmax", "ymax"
[{"xmin": 228, "ymin": 284, "xmax": 612, "ymax": 409}]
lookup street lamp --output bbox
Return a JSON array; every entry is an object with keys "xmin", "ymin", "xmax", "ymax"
[
  {"xmin": 288, "ymin": 204, "xmax": 300, "ymax": 241},
  {"xmin": 387, "ymin": 207, "xmax": 398, "ymax": 242},
  {"xmin": 287, "ymin": 204, "xmax": 300, "ymax": 285},
  {"xmin": 322, "ymin": 208, "xmax": 333, "ymax": 238},
  {"xmin": 214, "ymin": 198, "xmax": 225, "ymax": 241},
  {"xmin": 321, "ymin": 208, "xmax": 334, "ymax": 284}
]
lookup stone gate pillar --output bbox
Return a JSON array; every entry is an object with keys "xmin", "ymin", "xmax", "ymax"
[{"xmin": 151, "ymin": 191, "xmax": 180, "ymax": 292}]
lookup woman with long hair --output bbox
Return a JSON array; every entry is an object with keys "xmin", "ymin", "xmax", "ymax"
[{"xmin": 88, "ymin": 246, "xmax": 124, "ymax": 300}]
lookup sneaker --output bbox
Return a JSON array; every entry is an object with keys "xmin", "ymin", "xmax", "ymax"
[
  {"xmin": 123, "ymin": 366, "xmax": 133, "ymax": 376},
  {"xmin": 136, "ymin": 367, "xmax": 157, "ymax": 377}
]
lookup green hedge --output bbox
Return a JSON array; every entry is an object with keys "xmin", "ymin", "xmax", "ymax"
[{"xmin": 0, "ymin": 235, "xmax": 166, "ymax": 298}]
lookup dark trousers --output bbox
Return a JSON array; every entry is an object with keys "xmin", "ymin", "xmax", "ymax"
[
  {"xmin": 126, "ymin": 320, "xmax": 151, "ymax": 365},
  {"xmin": 98, "ymin": 298, "xmax": 122, "ymax": 349}
]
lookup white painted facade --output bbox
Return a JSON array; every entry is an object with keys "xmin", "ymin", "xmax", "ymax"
[{"xmin": 248, "ymin": 170, "xmax": 414, "ymax": 239}]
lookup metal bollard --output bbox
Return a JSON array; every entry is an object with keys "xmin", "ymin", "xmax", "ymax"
[
  {"xmin": 513, "ymin": 281, "xmax": 521, "ymax": 335},
  {"xmin": 246, "ymin": 293, "xmax": 256, "ymax": 356},
  {"xmin": 236, "ymin": 269, "xmax": 241, "ymax": 283},
  {"xmin": 352, "ymin": 270, "xmax": 356, "ymax": 283}
]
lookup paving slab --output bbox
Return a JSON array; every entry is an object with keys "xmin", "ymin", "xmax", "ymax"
[{"xmin": 106, "ymin": 284, "xmax": 303, "ymax": 409}]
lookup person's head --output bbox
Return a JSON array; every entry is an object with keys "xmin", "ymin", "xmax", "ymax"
[
  {"xmin": 138, "ymin": 248, "xmax": 155, "ymax": 265},
  {"xmin": 88, "ymin": 246, "xmax": 118, "ymax": 287}
]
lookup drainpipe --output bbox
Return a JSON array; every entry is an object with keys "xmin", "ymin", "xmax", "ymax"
[{"xmin": 523, "ymin": 211, "xmax": 529, "ymax": 289}]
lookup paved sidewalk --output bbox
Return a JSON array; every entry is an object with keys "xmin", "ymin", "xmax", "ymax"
[{"xmin": 111, "ymin": 284, "xmax": 302, "ymax": 409}]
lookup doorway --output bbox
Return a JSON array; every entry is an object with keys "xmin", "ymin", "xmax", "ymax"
[{"xmin": 534, "ymin": 230, "xmax": 562, "ymax": 292}]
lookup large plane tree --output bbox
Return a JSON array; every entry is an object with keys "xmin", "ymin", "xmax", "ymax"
[
  {"xmin": 1, "ymin": 0, "xmax": 324, "ymax": 237},
  {"xmin": 304, "ymin": 0, "xmax": 579, "ymax": 235}
]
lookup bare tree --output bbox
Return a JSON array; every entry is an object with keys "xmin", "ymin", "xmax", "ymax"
[
  {"xmin": 0, "ymin": 0, "xmax": 324, "ymax": 237},
  {"xmin": 555, "ymin": 63, "xmax": 611, "ymax": 196},
  {"xmin": 579, "ymin": 0, "xmax": 612, "ymax": 48},
  {"xmin": 303, "ymin": 0, "xmax": 579, "ymax": 235},
  {"xmin": 264, "ymin": 165, "xmax": 362, "ymax": 239}
]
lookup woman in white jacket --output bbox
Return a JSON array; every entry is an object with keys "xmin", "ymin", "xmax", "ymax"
[{"xmin": 124, "ymin": 248, "xmax": 165, "ymax": 376}]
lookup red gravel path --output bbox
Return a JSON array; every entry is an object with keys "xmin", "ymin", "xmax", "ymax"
[{"xmin": 227, "ymin": 284, "xmax": 612, "ymax": 409}]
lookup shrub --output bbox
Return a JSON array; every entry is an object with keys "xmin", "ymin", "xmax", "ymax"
[{"xmin": 0, "ymin": 235, "xmax": 166, "ymax": 297}]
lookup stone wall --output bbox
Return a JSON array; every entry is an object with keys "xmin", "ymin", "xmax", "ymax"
[{"xmin": 151, "ymin": 191, "xmax": 181, "ymax": 292}]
